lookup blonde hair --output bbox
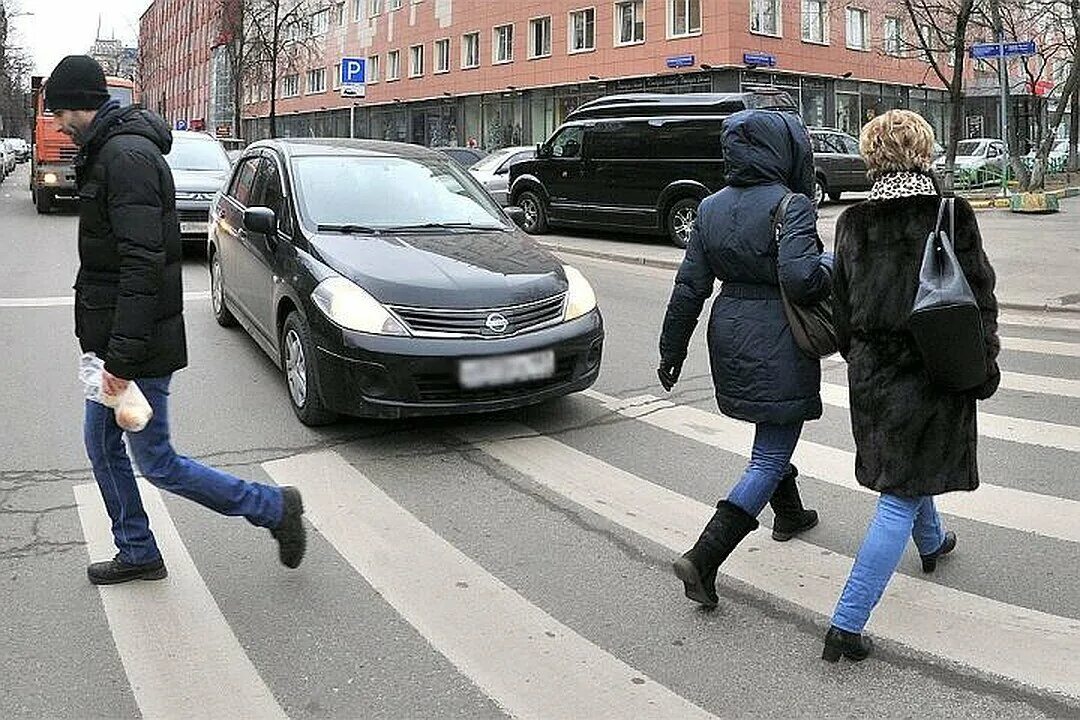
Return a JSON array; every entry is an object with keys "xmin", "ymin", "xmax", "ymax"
[{"xmin": 859, "ymin": 109, "xmax": 936, "ymax": 177}]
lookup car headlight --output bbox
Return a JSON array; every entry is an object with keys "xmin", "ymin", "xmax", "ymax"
[
  {"xmin": 43, "ymin": 172, "xmax": 58, "ymax": 184},
  {"xmin": 311, "ymin": 277, "xmax": 410, "ymax": 335},
  {"xmin": 562, "ymin": 265, "xmax": 597, "ymax": 322}
]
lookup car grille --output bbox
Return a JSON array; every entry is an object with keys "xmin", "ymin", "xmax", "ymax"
[
  {"xmin": 59, "ymin": 147, "xmax": 78, "ymax": 162},
  {"xmin": 390, "ymin": 294, "xmax": 566, "ymax": 338},
  {"xmin": 413, "ymin": 355, "xmax": 577, "ymax": 402},
  {"xmin": 177, "ymin": 209, "xmax": 208, "ymax": 222}
]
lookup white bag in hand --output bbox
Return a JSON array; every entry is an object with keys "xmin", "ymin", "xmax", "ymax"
[{"xmin": 102, "ymin": 381, "xmax": 153, "ymax": 433}]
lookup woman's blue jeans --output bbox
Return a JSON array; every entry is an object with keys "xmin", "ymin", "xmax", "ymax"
[
  {"xmin": 831, "ymin": 494, "xmax": 947, "ymax": 633},
  {"xmin": 83, "ymin": 374, "xmax": 284, "ymax": 565},
  {"xmin": 725, "ymin": 422, "xmax": 804, "ymax": 516}
]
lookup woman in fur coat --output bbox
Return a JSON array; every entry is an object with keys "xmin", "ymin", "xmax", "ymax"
[{"xmin": 823, "ymin": 110, "xmax": 1001, "ymax": 662}]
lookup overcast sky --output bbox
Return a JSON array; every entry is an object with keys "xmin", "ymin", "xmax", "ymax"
[{"xmin": 7, "ymin": 0, "xmax": 152, "ymax": 76}]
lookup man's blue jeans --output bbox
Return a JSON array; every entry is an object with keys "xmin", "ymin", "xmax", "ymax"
[
  {"xmin": 725, "ymin": 422, "xmax": 804, "ymax": 516},
  {"xmin": 84, "ymin": 374, "xmax": 284, "ymax": 565},
  {"xmin": 831, "ymin": 494, "xmax": 946, "ymax": 633}
]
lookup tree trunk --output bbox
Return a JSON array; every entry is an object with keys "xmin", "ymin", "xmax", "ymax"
[
  {"xmin": 1069, "ymin": 85, "xmax": 1079, "ymax": 174},
  {"xmin": 269, "ymin": 0, "xmax": 279, "ymax": 139}
]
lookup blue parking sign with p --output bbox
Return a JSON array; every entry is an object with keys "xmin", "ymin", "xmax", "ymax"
[{"xmin": 342, "ymin": 58, "xmax": 366, "ymax": 85}]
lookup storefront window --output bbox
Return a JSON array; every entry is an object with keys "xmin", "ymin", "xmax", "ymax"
[
  {"xmin": 482, "ymin": 94, "xmax": 524, "ymax": 150},
  {"xmin": 801, "ymin": 79, "xmax": 827, "ymax": 127},
  {"xmin": 371, "ymin": 107, "xmax": 408, "ymax": 142},
  {"xmin": 462, "ymin": 96, "xmax": 482, "ymax": 148},
  {"xmin": 529, "ymin": 95, "xmax": 557, "ymax": 144},
  {"xmin": 836, "ymin": 93, "xmax": 860, "ymax": 136}
]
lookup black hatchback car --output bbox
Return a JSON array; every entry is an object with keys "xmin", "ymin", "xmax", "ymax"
[
  {"xmin": 508, "ymin": 90, "xmax": 797, "ymax": 248},
  {"xmin": 208, "ymin": 139, "xmax": 604, "ymax": 425}
]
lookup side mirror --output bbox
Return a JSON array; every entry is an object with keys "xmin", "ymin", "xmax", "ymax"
[
  {"xmin": 538, "ymin": 144, "xmax": 552, "ymax": 159},
  {"xmin": 243, "ymin": 206, "xmax": 276, "ymax": 235},
  {"xmin": 504, "ymin": 206, "xmax": 527, "ymax": 228}
]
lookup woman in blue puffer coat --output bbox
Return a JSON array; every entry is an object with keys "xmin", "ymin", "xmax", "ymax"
[{"xmin": 658, "ymin": 109, "xmax": 833, "ymax": 608}]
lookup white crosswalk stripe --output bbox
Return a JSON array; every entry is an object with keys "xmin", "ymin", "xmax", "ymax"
[
  {"xmin": 1001, "ymin": 336, "xmax": 1080, "ymax": 358},
  {"xmin": 261, "ymin": 451, "xmax": 718, "ymax": 720},
  {"xmin": 74, "ymin": 481, "xmax": 287, "ymax": 720},
  {"xmin": 456, "ymin": 422, "xmax": 1080, "ymax": 701}
]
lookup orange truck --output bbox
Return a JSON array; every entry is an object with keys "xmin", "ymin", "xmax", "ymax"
[{"xmin": 29, "ymin": 75, "xmax": 135, "ymax": 214}]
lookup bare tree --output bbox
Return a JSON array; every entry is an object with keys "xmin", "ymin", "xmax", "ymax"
[
  {"xmin": 1023, "ymin": 0, "xmax": 1080, "ymax": 188},
  {"xmin": 0, "ymin": 0, "xmax": 32, "ymax": 137}
]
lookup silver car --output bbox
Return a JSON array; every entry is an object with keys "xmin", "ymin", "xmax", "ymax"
[
  {"xmin": 932, "ymin": 138, "xmax": 1007, "ymax": 186},
  {"xmin": 164, "ymin": 131, "xmax": 232, "ymax": 243},
  {"xmin": 468, "ymin": 146, "xmax": 536, "ymax": 206}
]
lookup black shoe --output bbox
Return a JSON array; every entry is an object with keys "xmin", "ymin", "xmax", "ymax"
[
  {"xmin": 270, "ymin": 486, "xmax": 306, "ymax": 569},
  {"xmin": 87, "ymin": 556, "xmax": 168, "ymax": 585},
  {"xmin": 769, "ymin": 464, "xmax": 819, "ymax": 542},
  {"xmin": 920, "ymin": 531, "xmax": 956, "ymax": 573},
  {"xmin": 822, "ymin": 626, "xmax": 873, "ymax": 663},
  {"xmin": 673, "ymin": 500, "xmax": 759, "ymax": 608}
]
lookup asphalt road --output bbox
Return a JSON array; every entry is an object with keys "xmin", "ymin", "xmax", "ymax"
[{"xmin": 2, "ymin": 165, "xmax": 1079, "ymax": 719}]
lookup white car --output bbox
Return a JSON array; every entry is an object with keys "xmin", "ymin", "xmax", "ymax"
[
  {"xmin": 468, "ymin": 145, "xmax": 536, "ymax": 206},
  {"xmin": 1022, "ymin": 139, "xmax": 1071, "ymax": 173},
  {"xmin": 932, "ymin": 138, "xmax": 1007, "ymax": 186}
]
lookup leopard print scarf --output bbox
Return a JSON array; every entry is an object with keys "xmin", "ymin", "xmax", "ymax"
[{"xmin": 868, "ymin": 172, "xmax": 938, "ymax": 200}]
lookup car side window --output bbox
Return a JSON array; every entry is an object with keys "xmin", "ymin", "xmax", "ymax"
[
  {"xmin": 841, "ymin": 136, "xmax": 861, "ymax": 155},
  {"xmin": 228, "ymin": 157, "xmax": 260, "ymax": 206},
  {"xmin": 588, "ymin": 121, "xmax": 650, "ymax": 160},
  {"xmin": 550, "ymin": 127, "xmax": 584, "ymax": 159},
  {"xmin": 256, "ymin": 158, "xmax": 292, "ymax": 235}
]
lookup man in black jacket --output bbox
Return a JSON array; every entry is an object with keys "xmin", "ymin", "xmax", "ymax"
[{"xmin": 47, "ymin": 55, "xmax": 306, "ymax": 585}]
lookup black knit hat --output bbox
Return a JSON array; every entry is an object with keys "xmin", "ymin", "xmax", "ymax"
[{"xmin": 44, "ymin": 55, "xmax": 110, "ymax": 111}]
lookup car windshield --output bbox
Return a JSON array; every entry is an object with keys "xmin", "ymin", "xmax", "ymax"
[
  {"xmin": 1053, "ymin": 140, "xmax": 1070, "ymax": 154},
  {"xmin": 956, "ymin": 140, "xmax": 984, "ymax": 156},
  {"xmin": 469, "ymin": 148, "xmax": 516, "ymax": 173},
  {"xmin": 108, "ymin": 86, "xmax": 134, "ymax": 106},
  {"xmin": 165, "ymin": 137, "xmax": 231, "ymax": 172},
  {"xmin": 291, "ymin": 154, "xmax": 509, "ymax": 231}
]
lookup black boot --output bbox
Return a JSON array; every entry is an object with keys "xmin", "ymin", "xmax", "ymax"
[
  {"xmin": 87, "ymin": 555, "xmax": 168, "ymax": 585},
  {"xmin": 672, "ymin": 501, "xmax": 759, "ymax": 608},
  {"xmin": 768, "ymin": 464, "xmax": 819, "ymax": 542},
  {"xmin": 920, "ymin": 531, "xmax": 957, "ymax": 573},
  {"xmin": 270, "ymin": 486, "xmax": 306, "ymax": 569},
  {"xmin": 822, "ymin": 626, "xmax": 873, "ymax": 662}
]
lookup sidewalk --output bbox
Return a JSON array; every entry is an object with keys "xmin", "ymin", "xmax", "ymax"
[{"xmin": 540, "ymin": 195, "xmax": 1080, "ymax": 313}]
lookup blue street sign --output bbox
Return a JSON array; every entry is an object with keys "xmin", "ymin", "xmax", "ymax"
[
  {"xmin": 341, "ymin": 57, "xmax": 366, "ymax": 84},
  {"xmin": 969, "ymin": 40, "xmax": 1037, "ymax": 59},
  {"xmin": 665, "ymin": 54, "xmax": 695, "ymax": 69},
  {"xmin": 743, "ymin": 51, "xmax": 777, "ymax": 67},
  {"xmin": 175, "ymin": 120, "xmax": 187, "ymax": 131}
]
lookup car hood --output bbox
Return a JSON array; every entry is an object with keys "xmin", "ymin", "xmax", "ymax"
[
  {"xmin": 308, "ymin": 229, "xmax": 567, "ymax": 308},
  {"xmin": 171, "ymin": 169, "xmax": 230, "ymax": 193}
]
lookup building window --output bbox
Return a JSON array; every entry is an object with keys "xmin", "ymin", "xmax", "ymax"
[
  {"xmin": 367, "ymin": 54, "xmax": 380, "ymax": 82},
  {"xmin": 409, "ymin": 44, "xmax": 424, "ymax": 76},
  {"xmin": 332, "ymin": 63, "xmax": 341, "ymax": 89},
  {"xmin": 846, "ymin": 7, "xmax": 869, "ymax": 50},
  {"xmin": 750, "ymin": 0, "xmax": 781, "ymax": 36},
  {"xmin": 529, "ymin": 16, "xmax": 552, "ymax": 58},
  {"xmin": 368, "ymin": 0, "xmax": 380, "ymax": 17},
  {"xmin": 615, "ymin": 1, "xmax": 645, "ymax": 45},
  {"xmin": 884, "ymin": 16, "xmax": 901, "ymax": 55},
  {"xmin": 569, "ymin": 8, "xmax": 596, "ymax": 53},
  {"xmin": 462, "ymin": 32, "xmax": 480, "ymax": 68},
  {"xmin": 802, "ymin": 0, "xmax": 828, "ymax": 44},
  {"xmin": 333, "ymin": 4, "xmax": 344, "ymax": 25},
  {"xmin": 353, "ymin": 0, "xmax": 363, "ymax": 21},
  {"xmin": 281, "ymin": 74, "xmax": 299, "ymax": 97},
  {"xmin": 387, "ymin": 49, "xmax": 400, "ymax": 80},
  {"xmin": 668, "ymin": 0, "xmax": 701, "ymax": 37},
  {"xmin": 435, "ymin": 38, "xmax": 450, "ymax": 73},
  {"xmin": 493, "ymin": 24, "xmax": 514, "ymax": 64},
  {"xmin": 306, "ymin": 67, "xmax": 326, "ymax": 94},
  {"xmin": 389, "ymin": 0, "xmax": 402, "ymax": 9},
  {"xmin": 310, "ymin": 8, "xmax": 329, "ymax": 34}
]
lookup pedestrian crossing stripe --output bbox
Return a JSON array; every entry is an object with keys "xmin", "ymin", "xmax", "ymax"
[
  {"xmin": 455, "ymin": 423, "xmax": 1080, "ymax": 700},
  {"xmin": 584, "ymin": 390, "xmax": 1080, "ymax": 545},
  {"xmin": 262, "ymin": 451, "xmax": 719, "ymax": 720},
  {"xmin": 1000, "ymin": 336, "xmax": 1080, "ymax": 358},
  {"xmin": 74, "ymin": 481, "xmax": 287, "ymax": 719}
]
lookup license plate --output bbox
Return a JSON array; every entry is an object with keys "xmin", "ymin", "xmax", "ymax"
[
  {"xmin": 180, "ymin": 221, "xmax": 207, "ymax": 235},
  {"xmin": 459, "ymin": 350, "xmax": 556, "ymax": 389}
]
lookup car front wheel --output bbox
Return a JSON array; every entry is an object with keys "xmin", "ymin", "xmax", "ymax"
[
  {"xmin": 517, "ymin": 190, "xmax": 548, "ymax": 234},
  {"xmin": 210, "ymin": 251, "xmax": 237, "ymax": 327},
  {"xmin": 281, "ymin": 312, "xmax": 337, "ymax": 426}
]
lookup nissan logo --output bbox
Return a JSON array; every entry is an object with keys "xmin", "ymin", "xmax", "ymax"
[{"xmin": 485, "ymin": 312, "xmax": 509, "ymax": 333}]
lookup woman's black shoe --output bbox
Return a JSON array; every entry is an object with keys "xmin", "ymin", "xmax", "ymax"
[
  {"xmin": 768, "ymin": 464, "xmax": 819, "ymax": 542},
  {"xmin": 822, "ymin": 626, "xmax": 873, "ymax": 662},
  {"xmin": 673, "ymin": 501, "xmax": 759, "ymax": 608},
  {"xmin": 87, "ymin": 556, "xmax": 168, "ymax": 585},
  {"xmin": 920, "ymin": 531, "xmax": 957, "ymax": 573},
  {"xmin": 270, "ymin": 486, "xmax": 306, "ymax": 569}
]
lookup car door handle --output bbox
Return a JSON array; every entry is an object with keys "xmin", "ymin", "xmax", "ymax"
[{"xmin": 560, "ymin": 170, "xmax": 569, "ymax": 178}]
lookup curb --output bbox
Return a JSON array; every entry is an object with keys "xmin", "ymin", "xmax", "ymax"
[
  {"xmin": 543, "ymin": 242, "xmax": 1080, "ymax": 315},
  {"xmin": 966, "ymin": 186, "xmax": 1080, "ymax": 209}
]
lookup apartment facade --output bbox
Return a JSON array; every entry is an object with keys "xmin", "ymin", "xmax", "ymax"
[{"xmin": 237, "ymin": 0, "xmax": 958, "ymax": 146}]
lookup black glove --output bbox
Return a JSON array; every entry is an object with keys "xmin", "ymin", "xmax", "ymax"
[{"xmin": 657, "ymin": 360, "xmax": 682, "ymax": 392}]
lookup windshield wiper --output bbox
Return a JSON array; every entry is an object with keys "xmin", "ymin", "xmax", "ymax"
[
  {"xmin": 380, "ymin": 222, "xmax": 506, "ymax": 232},
  {"xmin": 317, "ymin": 224, "xmax": 380, "ymax": 234}
]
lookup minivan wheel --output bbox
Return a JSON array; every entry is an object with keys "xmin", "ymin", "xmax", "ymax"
[
  {"xmin": 281, "ymin": 312, "xmax": 337, "ymax": 426},
  {"xmin": 210, "ymin": 251, "xmax": 237, "ymax": 327},
  {"xmin": 813, "ymin": 177, "xmax": 827, "ymax": 206},
  {"xmin": 667, "ymin": 198, "xmax": 699, "ymax": 249},
  {"xmin": 517, "ymin": 191, "xmax": 548, "ymax": 234}
]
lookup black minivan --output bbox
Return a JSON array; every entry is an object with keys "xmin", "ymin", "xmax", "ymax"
[{"xmin": 508, "ymin": 90, "xmax": 797, "ymax": 248}]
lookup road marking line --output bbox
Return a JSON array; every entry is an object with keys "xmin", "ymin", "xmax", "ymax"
[
  {"xmin": 817, "ymin": 382, "xmax": 1080, "ymax": 452},
  {"xmin": 458, "ymin": 422, "xmax": 1080, "ymax": 700},
  {"xmin": 999, "ymin": 312, "xmax": 1080, "ymax": 332},
  {"xmin": 583, "ymin": 391, "xmax": 1080, "ymax": 545},
  {"xmin": 0, "ymin": 291, "xmax": 211, "ymax": 308},
  {"xmin": 261, "ymin": 451, "xmax": 717, "ymax": 720},
  {"xmin": 1001, "ymin": 336, "xmax": 1080, "ymax": 358},
  {"xmin": 74, "ymin": 482, "xmax": 287, "ymax": 719}
]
